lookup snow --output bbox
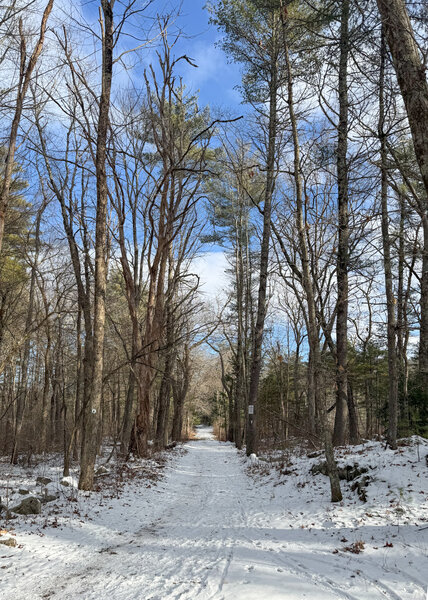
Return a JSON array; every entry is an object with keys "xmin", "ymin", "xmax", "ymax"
[{"xmin": 0, "ymin": 429, "xmax": 427, "ymax": 599}]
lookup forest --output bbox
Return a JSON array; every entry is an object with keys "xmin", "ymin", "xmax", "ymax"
[
  {"xmin": 0, "ymin": 1, "xmax": 427, "ymax": 597},
  {"xmin": 1, "ymin": 0, "xmax": 426, "ymax": 485}
]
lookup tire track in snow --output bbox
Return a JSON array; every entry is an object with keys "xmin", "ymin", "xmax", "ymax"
[
  {"xmin": 17, "ymin": 427, "xmax": 425, "ymax": 600},
  {"xmin": 140, "ymin": 434, "xmax": 249, "ymax": 600},
  {"xmin": 232, "ymin": 516, "xmax": 362, "ymax": 600}
]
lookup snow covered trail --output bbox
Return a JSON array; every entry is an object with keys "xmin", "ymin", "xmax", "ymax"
[{"xmin": 1, "ymin": 427, "xmax": 426, "ymax": 600}]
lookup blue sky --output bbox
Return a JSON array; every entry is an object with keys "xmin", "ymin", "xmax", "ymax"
[
  {"xmin": 169, "ymin": 0, "xmax": 243, "ymax": 110},
  {"xmin": 75, "ymin": 0, "xmax": 245, "ymax": 115}
]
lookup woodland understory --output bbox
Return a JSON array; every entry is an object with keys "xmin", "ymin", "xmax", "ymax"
[{"xmin": 0, "ymin": 0, "xmax": 427, "ymax": 503}]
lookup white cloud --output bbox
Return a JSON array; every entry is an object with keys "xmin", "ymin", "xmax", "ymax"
[{"xmin": 193, "ymin": 250, "xmax": 229, "ymax": 300}]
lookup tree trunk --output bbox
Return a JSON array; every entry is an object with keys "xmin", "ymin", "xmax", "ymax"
[
  {"xmin": 376, "ymin": 0, "xmax": 428, "ymax": 197},
  {"xmin": 333, "ymin": 0, "xmax": 350, "ymax": 447},
  {"xmin": 234, "ymin": 210, "xmax": 244, "ymax": 450},
  {"xmin": 397, "ymin": 194, "xmax": 410, "ymax": 432},
  {"xmin": 283, "ymin": 32, "xmax": 318, "ymax": 436},
  {"xmin": 376, "ymin": 0, "xmax": 428, "ymax": 393},
  {"xmin": 11, "ymin": 206, "xmax": 43, "ymax": 463},
  {"xmin": 419, "ymin": 219, "xmax": 428, "ymax": 400},
  {"xmin": 155, "ymin": 299, "xmax": 174, "ymax": 449},
  {"xmin": 40, "ymin": 318, "xmax": 52, "ymax": 453},
  {"xmin": 79, "ymin": 0, "xmax": 113, "ymax": 490},
  {"xmin": 246, "ymin": 19, "xmax": 278, "ymax": 457},
  {"xmin": 73, "ymin": 305, "xmax": 83, "ymax": 460},
  {"xmin": 347, "ymin": 380, "xmax": 359, "ymax": 443},
  {"xmin": 171, "ymin": 346, "xmax": 190, "ymax": 442},
  {"xmin": 121, "ymin": 367, "xmax": 136, "ymax": 455},
  {"xmin": 282, "ymin": 13, "xmax": 341, "ymax": 501},
  {"xmin": 171, "ymin": 392, "xmax": 184, "ymax": 442},
  {"xmin": 379, "ymin": 28, "xmax": 398, "ymax": 450}
]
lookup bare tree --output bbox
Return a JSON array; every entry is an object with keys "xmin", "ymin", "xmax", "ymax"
[{"xmin": 0, "ymin": 0, "xmax": 53, "ymax": 254}]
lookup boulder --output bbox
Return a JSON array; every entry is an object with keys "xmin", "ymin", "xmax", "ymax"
[
  {"xmin": 60, "ymin": 479, "xmax": 70, "ymax": 487},
  {"xmin": 39, "ymin": 492, "xmax": 59, "ymax": 504},
  {"xmin": 310, "ymin": 461, "xmax": 328, "ymax": 476},
  {"xmin": 350, "ymin": 475, "xmax": 371, "ymax": 502},
  {"xmin": 95, "ymin": 465, "xmax": 109, "ymax": 476},
  {"xmin": 18, "ymin": 489, "xmax": 30, "ymax": 495},
  {"xmin": 11, "ymin": 497, "xmax": 41, "ymax": 515},
  {"xmin": 311, "ymin": 461, "xmax": 368, "ymax": 481},
  {"xmin": 36, "ymin": 477, "xmax": 52, "ymax": 486},
  {"xmin": 336, "ymin": 464, "xmax": 367, "ymax": 481}
]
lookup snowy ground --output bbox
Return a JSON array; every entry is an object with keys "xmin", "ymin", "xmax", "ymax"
[{"xmin": 0, "ymin": 427, "xmax": 427, "ymax": 599}]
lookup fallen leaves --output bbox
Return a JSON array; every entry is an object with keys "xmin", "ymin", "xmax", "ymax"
[{"xmin": 342, "ymin": 540, "xmax": 365, "ymax": 554}]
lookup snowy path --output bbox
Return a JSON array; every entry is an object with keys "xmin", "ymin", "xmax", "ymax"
[{"xmin": 1, "ymin": 427, "xmax": 426, "ymax": 599}]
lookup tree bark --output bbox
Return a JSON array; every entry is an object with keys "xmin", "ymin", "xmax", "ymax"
[
  {"xmin": 379, "ymin": 28, "xmax": 398, "ymax": 450},
  {"xmin": 419, "ymin": 219, "xmax": 428, "ymax": 401},
  {"xmin": 79, "ymin": 0, "xmax": 113, "ymax": 490},
  {"xmin": 10, "ymin": 204, "xmax": 43, "ymax": 463},
  {"xmin": 155, "ymin": 255, "xmax": 175, "ymax": 449},
  {"xmin": 333, "ymin": 0, "xmax": 350, "ymax": 447},
  {"xmin": 376, "ymin": 0, "xmax": 428, "ymax": 196},
  {"xmin": 376, "ymin": 0, "xmax": 428, "ymax": 392},
  {"xmin": 281, "ymin": 11, "xmax": 342, "ymax": 501},
  {"xmin": 245, "ymin": 16, "xmax": 278, "ymax": 457},
  {"xmin": 171, "ymin": 345, "xmax": 190, "ymax": 442}
]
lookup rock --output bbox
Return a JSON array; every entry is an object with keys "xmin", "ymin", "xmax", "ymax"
[
  {"xmin": 0, "ymin": 537, "xmax": 17, "ymax": 547},
  {"xmin": 60, "ymin": 479, "xmax": 70, "ymax": 487},
  {"xmin": 18, "ymin": 489, "xmax": 30, "ymax": 495},
  {"xmin": 39, "ymin": 487, "xmax": 59, "ymax": 504},
  {"xmin": 95, "ymin": 465, "xmax": 109, "ymax": 476},
  {"xmin": 310, "ymin": 461, "xmax": 328, "ymax": 476},
  {"xmin": 39, "ymin": 493, "xmax": 59, "ymax": 504},
  {"xmin": 340, "ymin": 464, "xmax": 368, "ymax": 482},
  {"xmin": 311, "ymin": 461, "xmax": 368, "ymax": 482},
  {"xmin": 350, "ymin": 475, "xmax": 371, "ymax": 502},
  {"xmin": 11, "ymin": 497, "xmax": 41, "ymax": 515},
  {"xmin": 36, "ymin": 477, "xmax": 52, "ymax": 486}
]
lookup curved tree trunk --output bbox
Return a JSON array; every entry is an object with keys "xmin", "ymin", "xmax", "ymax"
[{"xmin": 376, "ymin": 0, "xmax": 428, "ymax": 393}]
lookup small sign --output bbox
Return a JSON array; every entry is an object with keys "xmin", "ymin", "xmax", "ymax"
[{"xmin": 248, "ymin": 405, "xmax": 254, "ymax": 415}]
